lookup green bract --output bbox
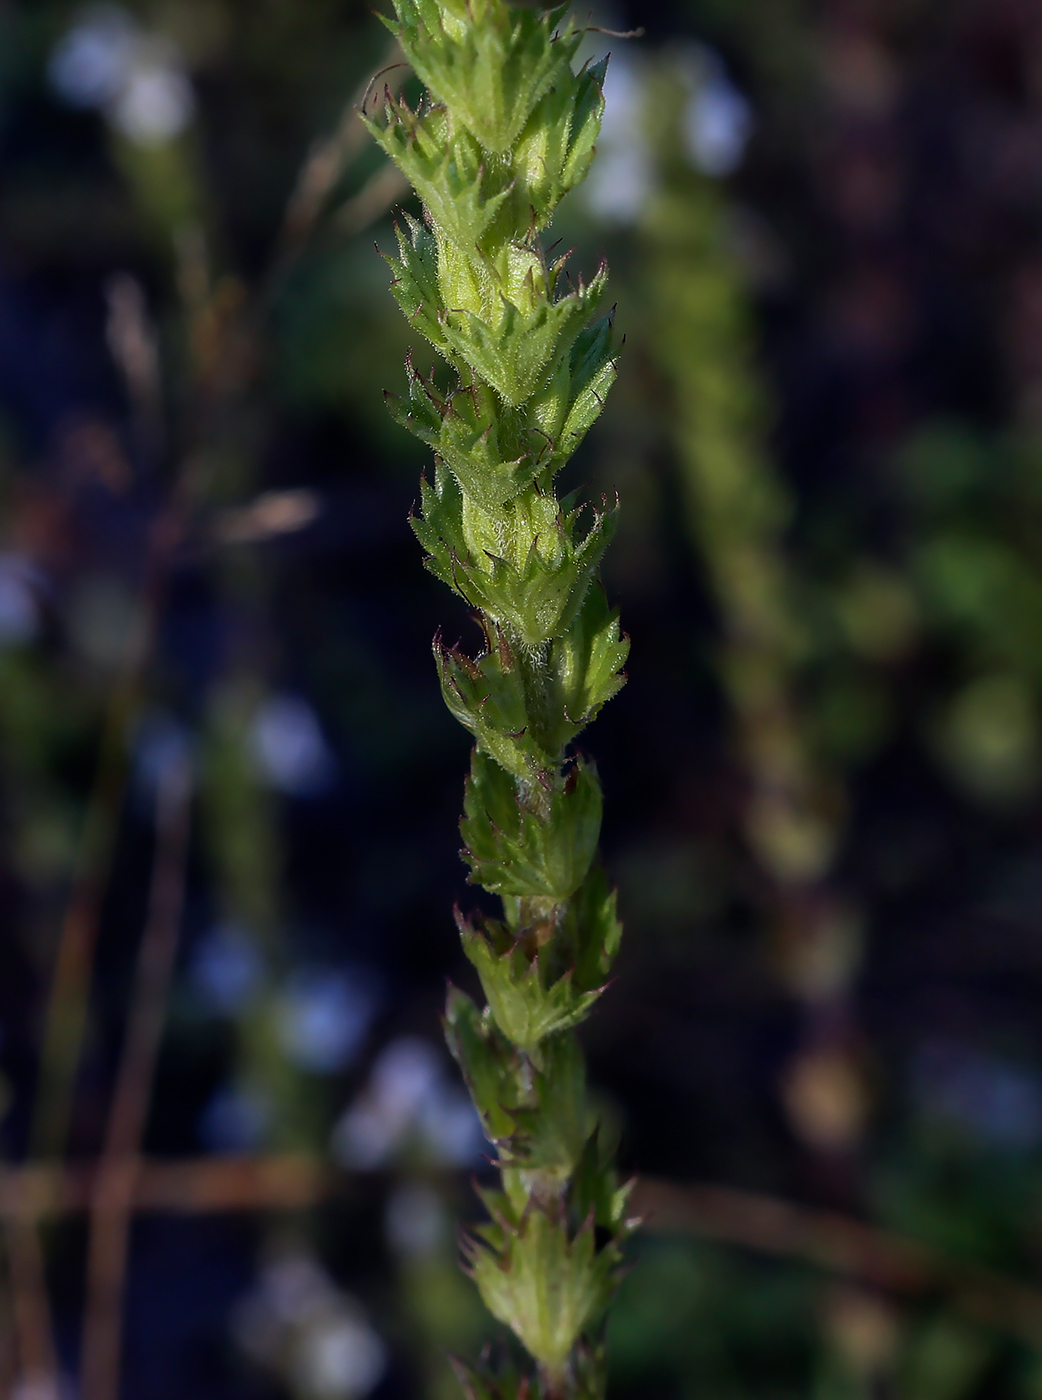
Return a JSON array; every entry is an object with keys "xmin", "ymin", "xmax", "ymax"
[
  {"xmin": 464, "ymin": 1198, "xmax": 620, "ymax": 1376},
  {"xmin": 364, "ymin": 2, "xmax": 630, "ymax": 1394}
]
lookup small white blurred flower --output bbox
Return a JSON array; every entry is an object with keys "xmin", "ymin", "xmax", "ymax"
[
  {"xmin": 418, "ymin": 1083, "xmax": 486, "ymax": 1165},
  {"xmin": 332, "ymin": 1036, "xmax": 485, "ymax": 1169},
  {"xmin": 584, "ymin": 44, "xmax": 754, "ymax": 225},
  {"xmin": 254, "ymin": 1256, "xmax": 330, "ymax": 1330},
  {"xmin": 109, "ymin": 49, "xmax": 195, "ymax": 144},
  {"xmin": 291, "ymin": 1313, "xmax": 387, "ymax": 1400},
  {"xmin": 48, "ymin": 5, "xmax": 195, "ymax": 146},
  {"xmin": 682, "ymin": 45, "xmax": 754, "ymax": 177},
  {"xmin": 584, "ymin": 51, "xmax": 652, "ymax": 224},
  {"xmin": 371, "ymin": 1036, "xmax": 442, "ymax": 1118},
  {"xmin": 332, "ymin": 1097, "xmax": 397, "ymax": 1169},
  {"xmin": 332, "ymin": 1037, "xmax": 439, "ymax": 1169},
  {"xmin": 234, "ymin": 1253, "xmax": 387, "ymax": 1400}
]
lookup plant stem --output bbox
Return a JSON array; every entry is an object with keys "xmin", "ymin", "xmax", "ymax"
[
  {"xmin": 363, "ymin": 2, "xmax": 634, "ymax": 1393},
  {"xmin": 2, "ymin": 1211, "xmax": 58, "ymax": 1397}
]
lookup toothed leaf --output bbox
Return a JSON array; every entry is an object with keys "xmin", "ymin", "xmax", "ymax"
[
  {"xmin": 463, "ymin": 1200, "xmax": 622, "ymax": 1372},
  {"xmin": 461, "ymin": 748, "xmax": 602, "ymax": 900}
]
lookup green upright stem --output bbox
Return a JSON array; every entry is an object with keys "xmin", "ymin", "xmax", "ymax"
[{"xmin": 363, "ymin": 2, "xmax": 632, "ymax": 1395}]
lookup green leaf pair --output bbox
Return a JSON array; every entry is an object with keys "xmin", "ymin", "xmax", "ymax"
[
  {"xmin": 413, "ymin": 462, "xmax": 618, "ymax": 647},
  {"xmin": 455, "ymin": 865, "xmax": 621, "ymax": 1054},
  {"xmin": 388, "ymin": 361, "xmax": 536, "ymax": 514},
  {"xmin": 461, "ymin": 748, "xmax": 602, "ymax": 899},
  {"xmin": 433, "ymin": 583, "xmax": 627, "ymax": 781},
  {"xmin": 439, "ymin": 263, "xmax": 608, "ymax": 407},
  {"xmin": 444, "ymin": 988, "xmax": 592, "ymax": 1181},
  {"xmin": 464, "ymin": 1193, "xmax": 622, "ymax": 1376}
]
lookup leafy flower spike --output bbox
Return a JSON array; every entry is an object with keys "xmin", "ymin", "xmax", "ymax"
[{"xmin": 363, "ymin": 3, "xmax": 632, "ymax": 1395}]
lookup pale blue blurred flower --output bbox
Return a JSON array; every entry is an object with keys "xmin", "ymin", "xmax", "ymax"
[
  {"xmin": 252, "ymin": 694, "xmax": 338, "ymax": 796},
  {"xmin": 191, "ymin": 922, "xmax": 264, "ymax": 1015},
  {"xmin": 49, "ymin": 5, "xmax": 136, "ymax": 107},
  {"xmin": 277, "ymin": 968, "xmax": 377, "ymax": 1074},
  {"xmin": 684, "ymin": 48, "xmax": 754, "ymax": 177},
  {"xmin": 198, "ymin": 1085, "xmax": 270, "ymax": 1152},
  {"xmin": 0, "ymin": 555, "xmax": 41, "ymax": 645},
  {"xmin": 913, "ymin": 1039, "xmax": 1042, "ymax": 1148}
]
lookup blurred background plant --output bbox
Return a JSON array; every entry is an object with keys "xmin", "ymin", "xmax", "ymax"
[{"xmin": 4, "ymin": 0, "xmax": 1042, "ymax": 1398}]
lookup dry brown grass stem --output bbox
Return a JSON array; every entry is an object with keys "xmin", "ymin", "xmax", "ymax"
[
  {"xmin": 29, "ymin": 664, "xmax": 146, "ymax": 1165},
  {"xmin": 634, "ymin": 1178, "xmax": 1042, "ymax": 1352},
  {"xmin": 280, "ymin": 39, "xmax": 403, "ymax": 252},
  {"xmin": 2, "ymin": 1165, "xmax": 1042, "ymax": 1357},
  {"xmin": 80, "ymin": 759, "xmax": 192, "ymax": 1400},
  {"xmin": 0, "ymin": 1155, "xmax": 331, "ymax": 1222}
]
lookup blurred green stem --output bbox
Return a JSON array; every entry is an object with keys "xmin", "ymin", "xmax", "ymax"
[{"xmin": 639, "ymin": 60, "xmax": 866, "ymax": 1158}]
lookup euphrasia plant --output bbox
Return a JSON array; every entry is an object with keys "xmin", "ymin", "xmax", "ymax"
[{"xmin": 362, "ymin": 2, "xmax": 632, "ymax": 1396}]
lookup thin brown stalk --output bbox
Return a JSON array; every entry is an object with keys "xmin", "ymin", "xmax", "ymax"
[
  {"xmin": 335, "ymin": 163, "xmax": 409, "ymax": 236},
  {"xmin": 634, "ymin": 1178, "xmax": 1042, "ymax": 1351},
  {"xmin": 279, "ymin": 39, "xmax": 402, "ymax": 253},
  {"xmin": 29, "ymin": 657, "xmax": 145, "ymax": 1165},
  {"xmin": 2, "ymin": 1209, "xmax": 59, "ymax": 1398},
  {"xmin": 0, "ymin": 1259, "xmax": 17, "ymax": 1396},
  {"xmin": 80, "ymin": 758, "xmax": 192, "ymax": 1400},
  {"xmin": 41, "ymin": 282, "xmax": 163, "ymax": 1170},
  {"xmin": 30, "ymin": 436, "xmax": 199, "ymax": 1171},
  {"xmin": 0, "ymin": 1154, "xmax": 332, "ymax": 1220},
  {"xmin": 5, "ymin": 1162, "xmax": 1042, "ymax": 1356}
]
